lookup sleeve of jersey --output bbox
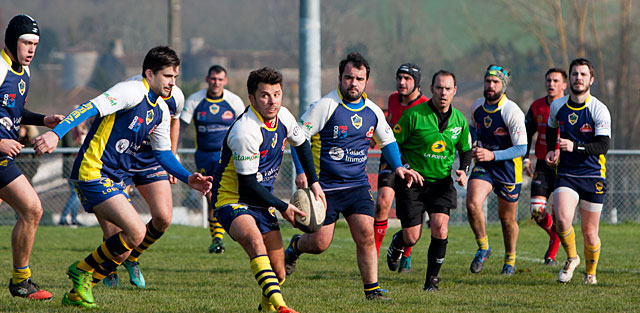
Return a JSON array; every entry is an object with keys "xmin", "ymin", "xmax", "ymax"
[
  {"xmin": 503, "ymin": 102, "xmax": 528, "ymax": 146},
  {"xmin": 524, "ymin": 107, "xmax": 536, "ymax": 155},
  {"xmin": 52, "ymin": 102, "xmax": 99, "ymax": 139},
  {"xmin": 237, "ymin": 174, "xmax": 288, "ymax": 212},
  {"xmin": 227, "ymin": 122, "xmax": 261, "ymax": 175},
  {"xmin": 153, "ymin": 150, "xmax": 190, "ymax": 184},
  {"xmin": 371, "ymin": 104, "xmax": 396, "ymax": 148},
  {"xmin": 299, "ymin": 99, "xmax": 333, "ymax": 140},
  {"xmin": 591, "ymin": 101, "xmax": 612, "ymax": 137},
  {"xmin": 547, "ymin": 99, "xmax": 562, "ymax": 128},
  {"xmin": 228, "ymin": 91, "xmax": 247, "ymax": 116},
  {"xmin": 148, "ymin": 105, "xmax": 172, "ymax": 152},
  {"xmin": 90, "ymin": 81, "xmax": 144, "ymax": 117},
  {"xmin": 179, "ymin": 91, "xmax": 200, "ymax": 124},
  {"xmin": 170, "ymin": 87, "xmax": 185, "ymax": 120}
]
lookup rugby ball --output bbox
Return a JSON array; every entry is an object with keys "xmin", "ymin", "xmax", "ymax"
[{"xmin": 291, "ymin": 188, "xmax": 325, "ymax": 233}]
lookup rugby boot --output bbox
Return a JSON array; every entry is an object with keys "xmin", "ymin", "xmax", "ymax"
[{"xmin": 470, "ymin": 246, "xmax": 492, "ymax": 273}]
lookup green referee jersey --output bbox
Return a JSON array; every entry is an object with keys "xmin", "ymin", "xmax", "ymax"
[{"xmin": 392, "ymin": 102, "xmax": 471, "ymax": 181}]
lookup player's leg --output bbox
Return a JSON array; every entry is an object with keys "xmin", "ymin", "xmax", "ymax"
[
  {"xmin": 346, "ymin": 213, "xmax": 388, "ymax": 300},
  {"xmin": 424, "ymin": 212, "xmax": 449, "ymax": 291},
  {"xmin": 466, "ymin": 177, "xmax": 493, "ymax": 273},
  {"xmin": 198, "ymin": 150, "xmax": 226, "ymax": 253},
  {"xmin": 374, "ymin": 186, "xmax": 393, "ymax": 255},
  {"xmin": 530, "ymin": 161, "xmax": 559, "ymax": 265},
  {"xmin": 262, "ymin": 230, "xmax": 286, "ymax": 311},
  {"xmin": 578, "ymin": 178, "xmax": 606, "ymax": 285},
  {"xmin": 497, "ymin": 196, "xmax": 519, "ymax": 275},
  {"xmin": 553, "ymin": 183, "xmax": 580, "ymax": 283},
  {"xmin": 387, "ymin": 180, "xmax": 423, "ymax": 272},
  {"xmin": 0, "ymin": 171, "xmax": 52, "ymax": 300}
]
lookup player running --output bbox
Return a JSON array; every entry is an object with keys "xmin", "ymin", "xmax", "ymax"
[
  {"xmin": 387, "ymin": 70, "xmax": 472, "ymax": 291},
  {"xmin": 545, "ymin": 58, "xmax": 611, "ymax": 285},
  {"xmin": 374, "ymin": 63, "xmax": 429, "ymax": 274},
  {"xmin": 523, "ymin": 68, "xmax": 567, "ymax": 266},
  {"xmin": 285, "ymin": 52, "xmax": 422, "ymax": 300},
  {"xmin": 180, "ymin": 65, "xmax": 245, "ymax": 254},
  {"xmin": 466, "ymin": 64, "xmax": 527, "ymax": 276},
  {"xmin": 210, "ymin": 67, "xmax": 324, "ymax": 313},
  {"xmin": 33, "ymin": 46, "xmax": 212, "ymax": 307}
]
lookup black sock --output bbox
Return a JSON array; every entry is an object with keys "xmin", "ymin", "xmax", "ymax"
[
  {"xmin": 392, "ymin": 230, "xmax": 407, "ymax": 249},
  {"xmin": 426, "ymin": 236, "xmax": 448, "ymax": 278}
]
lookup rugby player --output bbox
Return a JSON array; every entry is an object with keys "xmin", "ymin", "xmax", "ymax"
[
  {"xmin": 467, "ymin": 64, "xmax": 527, "ymax": 276},
  {"xmin": 387, "ymin": 70, "xmax": 472, "ymax": 290},
  {"xmin": 545, "ymin": 58, "xmax": 611, "ymax": 285},
  {"xmin": 180, "ymin": 65, "xmax": 245, "ymax": 254},
  {"xmin": 285, "ymin": 52, "xmax": 422, "ymax": 300}
]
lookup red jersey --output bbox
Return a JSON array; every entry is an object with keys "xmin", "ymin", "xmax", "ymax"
[
  {"xmin": 386, "ymin": 91, "xmax": 429, "ymax": 126},
  {"xmin": 525, "ymin": 96, "xmax": 551, "ymax": 160}
]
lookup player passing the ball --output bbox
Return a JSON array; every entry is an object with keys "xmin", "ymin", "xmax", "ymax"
[{"xmin": 209, "ymin": 67, "xmax": 324, "ymax": 313}]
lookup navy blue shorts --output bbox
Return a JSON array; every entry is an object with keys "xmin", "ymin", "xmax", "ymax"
[
  {"xmin": 469, "ymin": 166, "xmax": 521, "ymax": 202},
  {"xmin": 214, "ymin": 204, "xmax": 280, "ymax": 236},
  {"xmin": 123, "ymin": 166, "xmax": 168, "ymax": 187},
  {"xmin": 555, "ymin": 176, "xmax": 606, "ymax": 204},
  {"xmin": 195, "ymin": 150, "xmax": 221, "ymax": 177},
  {"xmin": 73, "ymin": 178, "xmax": 130, "ymax": 213},
  {"xmin": 324, "ymin": 185, "xmax": 374, "ymax": 225},
  {"xmin": 0, "ymin": 158, "xmax": 22, "ymax": 189}
]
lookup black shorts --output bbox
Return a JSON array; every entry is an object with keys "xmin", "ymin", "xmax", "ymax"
[
  {"xmin": 0, "ymin": 157, "xmax": 23, "ymax": 189},
  {"xmin": 531, "ymin": 160, "xmax": 555, "ymax": 198},
  {"xmin": 394, "ymin": 176, "xmax": 457, "ymax": 228},
  {"xmin": 377, "ymin": 154, "xmax": 395, "ymax": 189}
]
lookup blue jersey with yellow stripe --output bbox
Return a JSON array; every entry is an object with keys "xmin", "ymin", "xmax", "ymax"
[
  {"xmin": 548, "ymin": 94, "xmax": 611, "ymax": 178},
  {"xmin": 470, "ymin": 95, "xmax": 527, "ymax": 184},
  {"xmin": 0, "ymin": 50, "xmax": 30, "ymax": 148},
  {"xmin": 70, "ymin": 79, "xmax": 172, "ymax": 182}
]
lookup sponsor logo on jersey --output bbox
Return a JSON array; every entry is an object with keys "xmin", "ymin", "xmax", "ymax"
[
  {"xmin": 580, "ymin": 123, "xmax": 594, "ymax": 133},
  {"xmin": 329, "ymin": 147, "xmax": 344, "ymax": 160},
  {"xmin": 537, "ymin": 115, "xmax": 543, "ymax": 123},
  {"xmin": 2, "ymin": 94, "xmax": 16, "ymax": 107},
  {"xmin": 0, "ymin": 117, "xmax": 12, "ymax": 130},
  {"xmin": 146, "ymin": 110, "xmax": 154, "ymax": 124},
  {"xmin": 233, "ymin": 152, "xmax": 259, "ymax": 161},
  {"xmin": 301, "ymin": 121, "xmax": 313, "ymax": 131},
  {"xmin": 568, "ymin": 112, "xmax": 578, "ymax": 125},
  {"xmin": 351, "ymin": 114, "xmax": 363, "ymax": 129},
  {"xmin": 393, "ymin": 124, "xmax": 402, "ymax": 133},
  {"xmin": 103, "ymin": 92, "xmax": 117, "ymax": 106},
  {"xmin": 197, "ymin": 111, "xmax": 207, "ymax": 121},
  {"xmin": 271, "ymin": 133, "xmax": 278, "ymax": 148},
  {"xmin": 128, "ymin": 116, "xmax": 143, "ymax": 132},
  {"xmin": 0, "ymin": 159, "xmax": 7, "ymax": 166},
  {"xmin": 597, "ymin": 120, "xmax": 610, "ymax": 130},
  {"xmin": 222, "ymin": 111, "xmax": 234, "ymax": 120},
  {"xmin": 18, "ymin": 80, "xmax": 26, "ymax": 96},
  {"xmin": 99, "ymin": 178, "xmax": 114, "ymax": 188},
  {"xmin": 333, "ymin": 125, "xmax": 348, "ymax": 139},
  {"xmin": 504, "ymin": 184, "xmax": 516, "ymax": 192},
  {"xmin": 431, "ymin": 140, "xmax": 446, "ymax": 153},
  {"xmin": 595, "ymin": 181, "xmax": 604, "ymax": 194},
  {"xmin": 256, "ymin": 172, "xmax": 263, "ymax": 182},
  {"xmin": 230, "ymin": 204, "xmax": 249, "ymax": 217},
  {"xmin": 450, "ymin": 127, "xmax": 462, "ymax": 139},
  {"xmin": 260, "ymin": 150, "xmax": 268, "ymax": 161},
  {"xmin": 493, "ymin": 127, "xmax": 508, "ymax": 136},
  {"xmin": 484, "ymin": 116, "xmax": 492, "ymax": 128},
  {"xmin": 268, "ymin": 207, "xmax": 276, "ymax": 217},
  {"xmin": 115, "ymin": 139, "xmax": 130, "ymax": 153},
  {"xmin": 366, "ymin": 126, "xmax": 374, "ymax": 138},
  {"xmin": 209, "ymin": 104, "xmax": 220, "ymax": 115},
  {"xmin": 292, "ymin": 125, "xmax": 301, "ymax": 137}
]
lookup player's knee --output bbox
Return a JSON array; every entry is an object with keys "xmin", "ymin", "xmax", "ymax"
[
  {"xmin": 123, "ymin": 226, "xmax": 146, "ymax": 248},
  {"xmin": 403, "ymin": 233, "xmax": 419, "ymax": 246},
  {"xmin": 530, "ymin": 199, "xmax": 547, "ymax": 219},
  {"xmin": 152, "ymin": 216, "xmax": 171, "ymax": 232},
  {"xmin": 18, "ymin": 202, "xmax": 43, "ymax": 224},
  {"xmin": 581, "ymin": 229, "xmax": 599, "ymax": 245},
  {"xmin": 306, "ymin": 237, "xmax": 331, "ymax": 253},
  {"xmin": 431, "ymin": 225, "xmax": 448, "ymax": 239}
]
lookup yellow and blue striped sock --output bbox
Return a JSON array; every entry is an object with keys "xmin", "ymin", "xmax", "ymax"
[
  {"xmin": 584, "ymin": 241, "xmax": 601, "ymax": 275},
  {"xmin": 78, "ymin": 232, "xmax": 132, "ymax": 273},
  {"xmin": 504, "ymin": 252, "xmax": 516, "ymax": 266},
  {"xmin": 476, "ymin": 236, "xmax": 489, "ymax": 250},
  {"xmin": 128, "ymin": 220, "xmax": 164, "ymax": 262},
  {"xmin": 250, "ymin": 255, "xmax": 286, "ymax": 309},
  {"xmin": 558, "ymin": 227, "xmax": 577, "ymax": 259},
  {"xmin": 12, "ymin": 265, "xmax": 30, "ymax": 284}
]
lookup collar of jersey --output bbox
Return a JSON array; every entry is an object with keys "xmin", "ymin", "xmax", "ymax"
[
  {"xmin": 337, "ymin": 88, "xmax": 367, "ymax": 111},
  {"xmin": 250, "ymin": 105, "xmax": 278, "ymax": 131},
  {"xmin": 566, "ymin": 94, "xmax": 590, "ymax": 111},
  {"xmin": 142, "ymin": 78, "xmax": 159, "ymax": 107},
  {"xmin": 205, "ymin": 94, "xmax": 224, "ymax": 103},
  {"xmin": 482, "ymin": 94, "xmax": 506, "ymax": 113},
  {"xmin": 1, "ymin": 49, "xmax": 24, "ymax": 75}
]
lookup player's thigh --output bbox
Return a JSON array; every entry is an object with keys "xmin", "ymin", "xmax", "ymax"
[
  {"xmin": 466, "ymin": 178, "xmax": 493, "ymax": 209},
  {"xmin": 97, "ymin": 216, "xmax": 123, "ymax": 238},
  {"xmin": 93, "ymin": 195, "xmax": 146, "ymax": 242},
  {"xmin": 579, "ymin": 206, "xmax": 601, "ymax": 239},
  {"xmin": 375, "ymin": 186, "xmax": 395, "ymax": 210},
  {"xmin": 137, "ymin": 180, "xmax": 173, "ymax": 220},
  {"xmin": 0, "ymin": 175, "xmax": 41, "ymax": 218},
  {"xmin": 346, "ymin": 213, "xmax": 375, "ymax": 246}
]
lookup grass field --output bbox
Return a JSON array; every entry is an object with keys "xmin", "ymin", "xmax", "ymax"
[{"xmin": 0, "ymin": 220, "xmax": 639, "ymax": 312}]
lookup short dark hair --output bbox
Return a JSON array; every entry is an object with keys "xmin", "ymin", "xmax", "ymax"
[
  {"xmin": 339, "ymin": 52, "xmax": 370, "ymax": 79},
  {"xmin": 142, "ymin": 46, "xmax": 180, "ymax": 78},
  {"xmin": 545, "ymin": 68, "xmax": 567, "ymax": 82},
  {"xmin": 431, "ymin": 70, "xmax": 457, "ymax": 87},
  {"xmin": 208, "ymin": 65, "xmax": 227, "ymax": 77},
  {"xmin": 247, "ymin": 67, "xmax": 283, "ymax": 96},
  {"xmin": 569, "ymin": 58, "xmax": 594, "ymax": 78}
]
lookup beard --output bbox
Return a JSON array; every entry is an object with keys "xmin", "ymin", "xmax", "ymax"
[
  {"xmin": 340, "ymin": 86, "xmax": 363, "ymax": 102},
  {"xmin": 570, "ymin": 84, "xmax": 589, "ymax": 97},
  {"xmin": 484, "ymin": 88, "xmax": 503, "ymax": 102}
]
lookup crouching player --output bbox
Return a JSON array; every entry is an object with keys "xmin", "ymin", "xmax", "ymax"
[
  {"xmin": 210, "ymin": 67, "xmax": 325, "ymax": 313},
  {"xmin": 387, "ymin": 70, "xmax": 472, "ymax": 290},
  {"xmin": 33, "ymin": 46, "xmax": 212, "ymax": 307}
]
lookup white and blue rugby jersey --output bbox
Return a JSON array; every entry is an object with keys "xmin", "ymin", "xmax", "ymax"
[
  {"xmin": 299, "ymin": 88, "xmax": 395, "ymax": 191},
  {"xmin": 548, "ymin": 94, "xmax": 611, "ymax": 178},
  {"xmin": 0, "ymin": 50, "xmax": 30, "ymax": 151},
  {"xmin": 471, "ymin": 95, "xmax": 527, "ymax": 184},
  {"xmin": 70, "ymin": 78, "xmax": 172, "ymax": 182},
  {"xmin": 211, "ymin": 105, "xmax": 304, "ymax": 208},
  {"xmin": 180, "ymin": 88, "xmax": 245, "ymax": 152}
]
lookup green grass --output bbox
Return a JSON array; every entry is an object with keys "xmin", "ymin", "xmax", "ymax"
[{"xmin": 1, "ymin": 221, "xmax": 639, "ymax": 312}]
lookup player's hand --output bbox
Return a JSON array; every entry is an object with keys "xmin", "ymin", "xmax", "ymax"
[
  {"xmin": 32, "ymin": 131, "xmax": 60, "ymax": 155},
  {"xmin": 168, "ymin": 175, "xmax": 178, "ymax": 184},
  {"xmin": 473, "ymin": 147, "xmax": 495, "ymax": 162},
  {"xmin": 558, "ymin": 138, "xmax": 574, "ymax": 152},
  {"xmin": 295, "ymin": 173, "xmax": 308, "ymax": 189},
  {"xmin": 309, "ymin": 181, "xmax": 327, "ymax": 212},
  {"xmin": 282, "ymin": 203, "xmax": 305, "ymax": 227},
  {"xmin": 545, "ymin": 150, "xmax": 558, "ymax": 167},
  {"xmin": 43, "ymin": 114, "xmax": 65, "ymax": 129},
  {"xmin": 524, "ymin": 158, "xmax": 534, "ymax": 176},
  {"xmin": 455, "ymin": 169, "xmax": 468, "ymax": 187},
  {"xmin": 395, "ymin": 167, "xmax": 423, "ymax": 187},
  {"xmin": 0, "ymin": 139, "xmax": 24, "ymax": 157},
  {"xmin": 187, "ymin": 172, "xmax": 213, "ymax": 194}
]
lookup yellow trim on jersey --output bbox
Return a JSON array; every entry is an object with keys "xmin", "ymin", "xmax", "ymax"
[
  {"xmin": 599, "ymin": 154, "xmax": 606, "ymax": 178},
  {"xmin": 482, "ymin": 94, "xmax": 506, "ymax": 113},
  {"xmin": 250, "ymin": 105, "xmax": 278, "ymax": 131},
  {"xmin": 513, "ymin": 156, "xmax": 522, "ymax": 183},
  {"xmin": 141, "ymin": 78, "xmax": 158, "ymax": 108},
  {"xmin": 566, "ymin": 95, "xmax": 591, "ymax": 111},
  {"xmin": 1, "ymin": 50, "xmax": 25, "ymax": 75},
  {"xmin": 78, "ymin": 113, "xmax": 116, "ymax": 180},
  {"xmin": 312, "ymin": 133, "xmax": 321, "ymax": 177},
  {"xmin": 215, "ymin": 161, "xmax": 240, "ymax": 207},
  {"xmin": 336, "ymin": 87, "xmax": 368, "ymax": 112},
  {"xmin": 205, "ymin": 97, "xmax": 224, "ymax": 103}
]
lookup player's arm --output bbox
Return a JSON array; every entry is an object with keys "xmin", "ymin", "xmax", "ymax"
[
  {"xmin": 523, "ymin": 107, "xmax": 537, "ymax": 175},
  {"xmin": 455, "ymin": 120, "xmax": 473, "ymax": 186},
  {"xmin": 375, "ymin": 109, "xmax": 423, "ymax": 186},
  {"xmin": 33, "ymin": 102, "xmax": 98, "ymax": 155},
  {"xmin": 476, "ymin": 104, "xmax": 528, "ymax": 162},
  {"xmin": 22, "ymin": 108, "xmax": 65, "ymax": 128},
  {"xmin": 177, "ymin": 91, "xmax": 198, "ymax": 146}
]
